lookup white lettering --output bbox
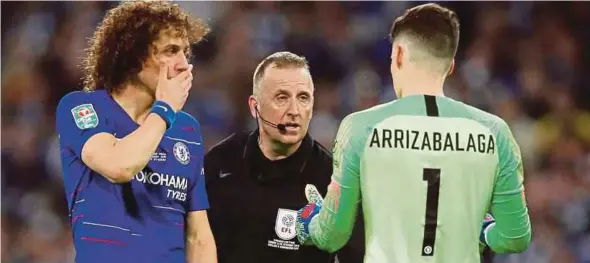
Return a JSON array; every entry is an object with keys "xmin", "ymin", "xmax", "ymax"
[
  {"xmin": 168, "ymin": 176, "xmax": 175, "ymax": 188},
  {"xmin": 268, "ymin": 239, "xmax": 300, "ymax": 250},
  {"xmin": 179, "ymin": 178, "xmax": 187, "ymax": 191},
  {"xmin": 134, "ymin": 171, "xmax": 188, "ymax": 201},
  {"xmin": 161, "ymin": 173, "xmax": 169, "ymax": 186},
  {"xmin": 164, "ymin": 189, "xmax": 186, "ymax": 201},
  {"xmin": 135, "ymin": 171, "xmax": 146, "ymax": 182},
  {"xmin": 150, "ymin": 173, "xmax": 161, "ymax": 185},
  {"xmin": 135, "ymin": 172, "xmax": 189, "ymax": 190}
]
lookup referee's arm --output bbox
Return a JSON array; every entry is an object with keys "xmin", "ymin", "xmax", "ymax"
[
  {"xmin": 203, "ymin": 141, "xmax": 230, "ymax": 260},
  {"xmin": 204, "ymin": 147, "xmax": 222, "ymax": 184},
  {"xmin": 334, "ymin": 208, "xmax": 365, "ymax": 263}
]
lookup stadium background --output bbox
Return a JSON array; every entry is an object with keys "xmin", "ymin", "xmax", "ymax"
[{"xmin": 1, "ymin": 1, "xmax": 589, "ymax": 263}]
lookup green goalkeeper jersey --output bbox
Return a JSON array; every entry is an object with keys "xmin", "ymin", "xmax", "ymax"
[{"xmin": 308, "ymin": 94, "xmax": 531, "ymax": 263}]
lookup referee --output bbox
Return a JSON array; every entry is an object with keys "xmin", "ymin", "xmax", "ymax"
[{"xmin": 204, "ymin": 51, "xmax": 364, "ymax": 263}]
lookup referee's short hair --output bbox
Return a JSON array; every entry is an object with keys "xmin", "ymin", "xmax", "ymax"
[
  {"xmin": 252, "ymin": 51, "xmax": 310, "ymax": 99},
  {"xmin": 389, "ymin": 3, "xmax": 460, "ymax": 73}
]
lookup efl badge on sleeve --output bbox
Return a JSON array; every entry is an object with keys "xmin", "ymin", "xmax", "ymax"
[
  {"xmin": 275, "ymin": 208, "xmax": 297, "ymax": 240},
  {"xmin": 71, "ymin": 104, "xmax": 99, "ymax": 129}
]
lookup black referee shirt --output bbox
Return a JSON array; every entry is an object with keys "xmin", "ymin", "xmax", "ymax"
[{"xmin": 204, "ymin": 130, "xmax": 364, "ymax": 263}]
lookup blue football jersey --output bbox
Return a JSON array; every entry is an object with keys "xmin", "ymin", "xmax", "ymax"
[{"xmin": 56, "ymin": 89, "xmax": 208, "ymax": 263}]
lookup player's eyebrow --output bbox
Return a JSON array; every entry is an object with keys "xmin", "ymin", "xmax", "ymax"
[
  {"xmin": 297, "ymin": 90, "xmax": 311, "ymax": 97},
  {"xmin": 162, "ymin": 44, "xmax": 180, "ymax": 51},
  {"xmin": 157, "ymin": 43, "xmax": 189, "ymax": 53},
  {"xmin": 274, "ymin": 88, "xmax": 292, "ymax": 96}
]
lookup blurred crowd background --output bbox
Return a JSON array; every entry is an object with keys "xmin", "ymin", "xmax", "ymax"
[{"xmin": 1, "ymin": 1, "xmax": 589, "ymax": 263}]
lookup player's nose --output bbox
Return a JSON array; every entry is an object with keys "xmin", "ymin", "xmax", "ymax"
[
  {"xmin": 285, "ymin": 98, "xmax": 301, "ymax": 117},
  {"xmin": 174, "ymin": 53, "xmax": 190, "ymax": 73}
]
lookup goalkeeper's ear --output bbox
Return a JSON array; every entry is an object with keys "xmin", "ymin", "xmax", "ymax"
[{"xmin": 304, "ymin": 184, "xmax": 324, "ymax": 206}]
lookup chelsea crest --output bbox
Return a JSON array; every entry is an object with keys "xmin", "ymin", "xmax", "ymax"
[{"xmin": 173, "ymin": 142, "xmax": 190, "ymax": 165}]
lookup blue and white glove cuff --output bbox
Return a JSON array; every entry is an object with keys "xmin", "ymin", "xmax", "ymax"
[
  {"xmin": 480, "ymin": 221, "xmax": 496, "ymax": 245},
  {"xmin": 297, "ymin": 203, "xmax": 321, "ymax": 245}
]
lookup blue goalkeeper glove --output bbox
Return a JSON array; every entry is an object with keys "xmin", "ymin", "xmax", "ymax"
[
  {"xmin": 296, "ymin": 184, "xmax": 323, "ymax": 245},
  {"xmin": 479, "ymin": 213, "xmax": 496, "ymax": 252}
]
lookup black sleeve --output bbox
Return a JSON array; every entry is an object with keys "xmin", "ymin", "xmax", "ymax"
[
  {"xmin": 203, "ymin": 149, "xmax": 220, "ymax": 261},
  {"xmin": 204, "ymin": 144, "xmax": 223, "ymax": 183},
  {"xmin": 204, "ymin": 132, "xmax": 242, "ymax": 183},
  {"xmin": 203, "ymin": 133, "xmax": 244, "ymax": 263},
  {"xmin": 206, "ymin": 146, "xmax": 233, "ymax": 263},
  {"xmin": 481, "ymin": 247, "xmax": 495, "ymax": 263},
  {"xmin": 335, "ymin": 206, "xmax": 365, "ymax": 263}
]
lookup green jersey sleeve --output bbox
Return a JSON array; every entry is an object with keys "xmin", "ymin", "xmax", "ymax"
[
  {"xmin": 485, "ymin": 120, "xmax": 532, "ymax": 253},
  {"xmin": 308, "ymin": 114, "xmax": 364, "ymax": 252}
]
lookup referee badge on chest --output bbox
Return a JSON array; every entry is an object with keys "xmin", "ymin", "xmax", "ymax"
[
  {"xmin": 268, "ymin": 209, "xmax": 300, "ymax": 250},
  {"xmin": 275, "ymin": 208, "xmax": 297, "ymax": 240},
  {"xmin": 173, "ymin": 142, "xmax": 190, "ymax": 165}
]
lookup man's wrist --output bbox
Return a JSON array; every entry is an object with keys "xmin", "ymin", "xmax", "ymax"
[
  {"xmin": 297, "ymin": 202, "xmax": 321, "ymax": 245},
  {"xmin": 150, "ymin": 100, "xmax": 176, "ymax": 130},
  {"xmin": 308, "ymin": 213, "xmax": 319, "ymax": 235}
]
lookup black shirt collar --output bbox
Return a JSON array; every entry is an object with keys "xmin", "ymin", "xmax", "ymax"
[{"xmin": 243, "ymin": 129, "xmax": 313, "ymax": 182}]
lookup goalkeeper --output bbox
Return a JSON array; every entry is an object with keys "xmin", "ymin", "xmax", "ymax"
[{"xmin": 296, "ymin": 3, "xmax": 531, "ymax": 263}]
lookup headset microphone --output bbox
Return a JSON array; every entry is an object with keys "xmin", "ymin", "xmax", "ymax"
[
  {"xmin": 255, "ymin": 105, "xmax": 287, "ymax": 132},
  {"xmin": 276, "ymin": 123, "xmax": 287, "ymax": 132}
]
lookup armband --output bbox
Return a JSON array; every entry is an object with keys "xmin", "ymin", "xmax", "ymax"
[{"xmin": 150, "ymin": 100, "xmax": 176, "ymax": 130}]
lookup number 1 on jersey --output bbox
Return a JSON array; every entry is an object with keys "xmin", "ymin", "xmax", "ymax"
[{"xmin": 421, "ymin": 168, "xmax": 441, "ymax": 256}]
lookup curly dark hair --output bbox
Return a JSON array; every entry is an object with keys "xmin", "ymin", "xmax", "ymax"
[{"xmin": 82, "ymin": 1, "xmax": 209, "ymax": 92}]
